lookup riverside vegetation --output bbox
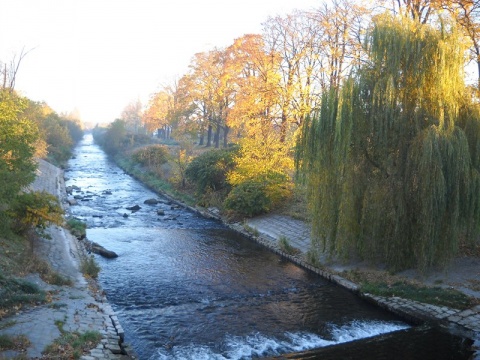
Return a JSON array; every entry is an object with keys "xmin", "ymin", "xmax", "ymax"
[
  {"xmin": 3, "ymin": 0, "xmax": 480, "ymax": 355},
  {"xmin": 0, "ymin": 79, "xmax": 95, "ymax": 358}
]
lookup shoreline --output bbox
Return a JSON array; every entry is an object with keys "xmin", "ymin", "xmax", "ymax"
[
  {"xmin": 0, "ymin": 158, "xmax": 136, "ymax": 360},
  {"xmin": 120, "ymin": 162, "xmax": 480, "ymax": 342}
]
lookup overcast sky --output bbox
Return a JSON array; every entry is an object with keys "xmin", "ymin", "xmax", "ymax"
[{"xmin": 0, "ymin": 0, "xmax": 320, "ymax": 124}]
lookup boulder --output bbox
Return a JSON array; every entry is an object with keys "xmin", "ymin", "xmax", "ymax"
[
  {"xmin": 88, "ymin": 241, "xmax": 118, "ymax": 258},
  {"xmin": 157, "ymin": 209, "xmax": 165, "ymax": 216},
  {"xmin": 67, "ymin": 198, "xmax": 78, "ymax": 206},
  {"xmin": 144, "ymin": 198, "xmax": 159, "ymax": 205},
  {"xmin": 126, "ymin": 205, "xmax": 141, "ymax": 211}
]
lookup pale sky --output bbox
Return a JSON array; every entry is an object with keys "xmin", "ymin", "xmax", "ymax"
[{"xmin": 0, "ymin": 0, "xmax": 320, "ymax": 124}]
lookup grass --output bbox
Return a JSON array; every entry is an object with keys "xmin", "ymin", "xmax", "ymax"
[
  {"xmin": 66, "ymin": 218, "xmax": 87, "ymax": 239},
  {"xmin": 361, "ymin": 281, "xmax": 474, "ymax": 310},
  {"xmin": 42, "ymin": 331, "xmax": 102, "ymax": 360},
  {"xmin": 0, "ymin": 334, "xmax": 30, "ymax": 352},
  {"xmin": 115, "ymin": 155, "xmax": 197, "ymax": 206},
  {"xmin": 243, "ymin": 223, "xmax": 259, "ymax": 237},
  {"xmin": 0, "ymin": 273, "xmax": 47, "ymax": 311},
  {"xmin": 80, "ymin": 255, "xmax": 100, "ymax": 279},
  {"xmin": 278, "ymin": 236, "xmax": 300, "ymax": 255},
  {"xmin": 344, "ymin": 269, "xmax": 477, "ymax": 310}
]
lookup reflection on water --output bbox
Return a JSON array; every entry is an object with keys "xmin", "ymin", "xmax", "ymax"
[{"xmin": 66, "ymin": 134, "xmax": 474, "ymax": 360}]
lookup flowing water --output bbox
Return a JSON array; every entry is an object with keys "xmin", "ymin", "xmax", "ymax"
[{"xmin": 65, "ymin": 134, "xmax": 474, "ymax": 359}]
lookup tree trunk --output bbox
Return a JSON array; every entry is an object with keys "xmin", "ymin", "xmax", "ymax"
[
  {"xmin": 214, "ymin": 125, "xmax": 221, "ymax": 148},
  {"xmin": 223, "ymin": 126, "xmax": 229, "ymax": 148},
  {"xmin": 207, "ymin": 124, "xmax": 213, "ymax": 147}
]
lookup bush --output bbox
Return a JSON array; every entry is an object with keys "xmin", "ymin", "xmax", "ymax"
[
  {"xmin": 66, "ymin": 218, "xmax": 87, "ymax": 239},
  {"xmin": 131, "ymin": 144, "xmax": 169, "ymax": 169},
  {"xmin": 224, "ymin": 172, "xmax": 292, "ymax": 217},
  {"xmin": 224, "ymin": 179, "xmax": 271, "ymax": 217},
  {"xmin": 8, "ymin": 191, "xmax": 64, "ymax": 235},
  {"xmin": 185, "ymin": 147, "xmax": 237, "ymax": 193},
  {"xmin": 80, "ymin": 255, "xmax": 100, "ymax": 279}
]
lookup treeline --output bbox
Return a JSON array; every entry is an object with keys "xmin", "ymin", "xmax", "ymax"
[
  {"xmin": 102, "ymin": 0, "xmax": 480, "ymax": 271},
  {"xmin": 0, "ymin": 84, "xmax": 83, "ymax": 236}
]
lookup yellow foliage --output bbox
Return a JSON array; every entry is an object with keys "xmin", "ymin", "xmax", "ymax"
[{"xmin": 227, "ymin": 125, "xmax": 294, "ymax": 187}]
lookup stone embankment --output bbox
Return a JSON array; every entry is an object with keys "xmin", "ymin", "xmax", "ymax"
[
  {"xmin": 0, "ymin": 159, "xmax": 135, "ymax": 360},
  {"xmin": 234, "ymin": 214, "xmax": 480, "ymax": 340},
  {"xmin": 186, "ymin": 207, "xmax": 480, "ymax": 344}
]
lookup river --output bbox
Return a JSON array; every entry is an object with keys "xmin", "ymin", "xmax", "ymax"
[{"xmin": 65, "ymin": 134, "xmax": 473, "ymax": 359}]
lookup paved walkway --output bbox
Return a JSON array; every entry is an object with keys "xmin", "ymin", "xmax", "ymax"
[
  {"xmin": 0, "ymin": 159, "xmax": 133, "ymax": 360},
  {"xmin": 237, "ymin": 213, "xmax": 480, "ymax": 341}
]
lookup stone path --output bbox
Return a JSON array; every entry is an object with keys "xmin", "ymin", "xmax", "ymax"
[{"xmin": 0, "ymin": 159, "xmax": 134, "ymax": 360}]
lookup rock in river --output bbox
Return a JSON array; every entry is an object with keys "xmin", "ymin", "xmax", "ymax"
[
  {"xmin": 144, "ymin": 198, "xmax": 159, "ymax": 205},
  {"xmin": 126, "ymin": 204, "xmax": 141, "ymax": 211}
]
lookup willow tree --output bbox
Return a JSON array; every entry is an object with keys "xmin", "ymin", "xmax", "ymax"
[{"xmin": 297, "ymin": 14, "xmax": 480, "ymax": 271}]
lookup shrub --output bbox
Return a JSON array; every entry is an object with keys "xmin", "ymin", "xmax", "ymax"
[
  {"xmin": 185, "ymin": 147, "xmax": 237, "ymax": 193},
  {"xmin": 66, "ymin": 218, "xmax": 87, "ymax": 239},
  {"xmin": 224, "ymin": 172, "xmax": 293, "ymax": 217},
  {"xmin": 8, "ymin": 191, "xmax": 64, "ymax": 235},
  {"xmin": 224, "ymin": 179, "xmax": 271, "ymax": 217},
  {"xmin": 131, "ymin": 144, "xmax": 169, "ymax": 169},
  {"xmin": 80, "ymin": 256, "xmax": 100, "ymax": 279}
]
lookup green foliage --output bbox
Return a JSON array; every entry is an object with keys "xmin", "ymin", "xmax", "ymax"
[
  {"xmin": 297, "ymin": 15, "xmax": 480, "ymax": 271},
  {"xmin": 0, "ymin": 90, "xmax": 39, "ymax": 207},
  {"xmin": 361, "ymin": 281, "xmax": 474, "ymax": 310},
  {"xmin": 185, "ymin": 147, "xmax": 237, "ymax": 193},
  {"xmin": 0, "ymin": 334, "xmax": 30, "ymax": 351},
  {"xmin": 43, "ymin": 113, "xmax": 74, "ymax": 164},
  {"xmin": 66, "ymin": 218, "xmax": 87, "ymax": 239},
  {"xmin": 224, "ymin": 172, "xmax": 292, "ymax": 217},
  {"xmin": 131, "ymin": 144, "xmax": 169, "ymax": 169},
  {"xmin": 43, "ymin": 330, "xmax": 101, "ymax": 359},
  {"xmin": 95, "ymin": 119, "xmax": 127, "ymax": 155},
  {"xmin": 0, "ymin": 272, "xmax": 47, "ymax": 309},
  {"xmin": 8, "ymin": 191, "xmax": 64, "ymax": 235},
  {"xmin": 224, "ymin": 179, "xmax": 271, "ymax": 217},
  {"xmin": 278, "ymin": 236, "xmax": 299, "ymax": 255},
  {"xmin": 80, "ymin": 255, "xmax": 100, "ymax": 279}
]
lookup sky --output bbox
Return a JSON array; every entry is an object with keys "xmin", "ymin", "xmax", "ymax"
[{"xmin": 0, "ymin": 0, "xmax": 320, "ymax": 124}]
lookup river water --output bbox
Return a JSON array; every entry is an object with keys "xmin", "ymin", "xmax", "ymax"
[{"xmin": 65, "ymin": 134, "xmax": 474, "ymax": 359}]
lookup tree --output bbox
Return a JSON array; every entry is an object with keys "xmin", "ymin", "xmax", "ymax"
[
  {"xmin": 224, "ymin": 34, "xmax": 282, "ymax": 138},
  {"xmin": 143, "ymin": 90, "xmax": 174, "ymax": 137},
  {"xmin": 121, "ymin": 100, "xmax": 143, "ymax": 134},
  {"xmin": 441, "ymin": 0, "xmax": 480, "ymax": 90},
  {"xmin": 297, "ymin": 14, "xmax": 480, "ymax": 271},
  {"xmin": 1, "ymin": 48, "xmax": 32, "ymax": 91},
  {"xmin": 0, "ymin": 90, "xmax": 39, "ymax": 207}
]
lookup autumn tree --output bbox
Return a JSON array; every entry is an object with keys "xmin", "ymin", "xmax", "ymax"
[
  {"xmin": 121, "ymin": 100, "xmax": 143, "ymax": 134},
  {"xmin": 224, "ymin": 34, "xmax": 282, "ymax": 138},
  {"xmin": 440, "ymin": 1, "xmax": 480, "ymax": 90},
  {"xmin": 144, "ymin": 90, "xmax": 174, "ymax": 138},
  {"xmin": 297, "ymin": 14, "xmax": 480, "ymax": 271}
]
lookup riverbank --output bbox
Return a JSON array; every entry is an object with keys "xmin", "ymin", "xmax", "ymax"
[
  {"xmin": 113, "ymin": 146, "xmax": 480, "ymax": 347},
  {"xmin": 0, "ymin": 159, "xmax": 135, "ymax": 360},
  {"xmin": 126, "ymin": 170, "xmax": 480, "ymax": 342}
]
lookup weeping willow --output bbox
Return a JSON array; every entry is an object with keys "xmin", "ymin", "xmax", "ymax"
[{"xmin": 297, "ymin": 14, "xmax": 480, "ymax": 271}]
